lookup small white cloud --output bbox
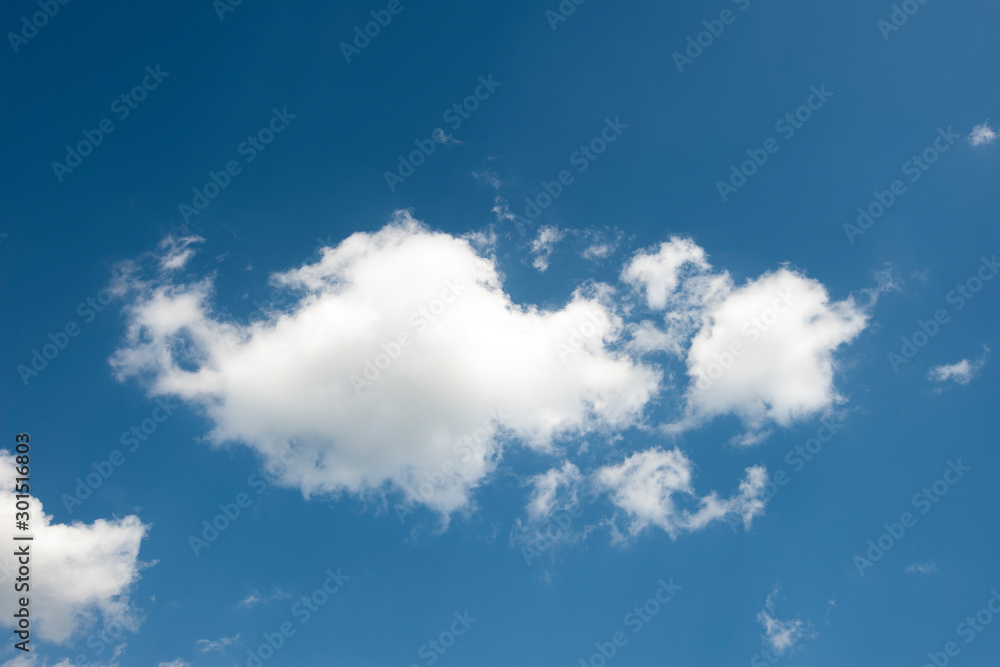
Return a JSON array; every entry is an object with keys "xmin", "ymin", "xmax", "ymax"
[
  {"xmin": 472, "ymin": 170, "xmax": 502, "ymax": 189},
  {"xmin": 581, "ymin": 243, "xmax": 615, "ymax": 260},
  {"xmin": 237, "ymin": 587, "xmax": 287, "ymax": 609},
  {"xmin": 579, "ymin": 227, "xmax": 624, "ymax": 262},
  {"xmin": 432, "ymin": 128, "xmax": 462, "ymax": 146},
  {"xmin": 622, "ymin": 237, "xmax": 712, "ymax": 310},
  {"xmin": 0, "ymin": 452, "xmax": 150, "ymax": 644},
  {"xmin": 158, "ymin": 235, "xmax": 205, "ymax": 271},
  {"xmin": 905, "ymin": 561, "xmax": 939, "ymax": 575},
  {"xmin": 677, "ymin": 269, "xmax": 869, "ymax": 442},
  {"xmin": 195, "ymin": 633, "xmax": 240, "ymax": 653},
  {"xmin": 757, "ymin": 588, "xmax": 814, "ymax": 654},
  {"xmin": 968, "ymin": 122, "xmax": 997, "ymax": 146},
  {"xmin": 929, "ymin": 347, "xmax": 989, "ymax": 385},
  {"xmin": 463, "ymin": 226, "xmax": 497, "ymax": 251},
  {"xmin": 237, "ymin": 589, "xmax": 261, "ymax": 609},
  {"xmin": 530, "ymin": 225, "xmax": 566, "ymax": 272},
  {"xmin": 525, "ymin": 462, "xmax": 583, "ymax": 521},
  {"xmin": 158, "ymin": 661, "xmax": 191, "ymax": 667},
  {"xmin": 595, "ymin": 448, "xmax": 768, "ymax": 540},
  {"xmin": 491, "ymin": 197, "xmax": 516, "ymax": 222}
]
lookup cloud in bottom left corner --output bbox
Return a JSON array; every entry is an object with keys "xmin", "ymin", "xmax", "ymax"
[{"xmin": 0, "ymin": 449, "xmax": 151, "ymax": 665}]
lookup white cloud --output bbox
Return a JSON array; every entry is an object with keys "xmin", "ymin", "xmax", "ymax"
[
  {"xmin": 595, "ymin": 448, "xmax": 768, "ymax": 539},
  {"xmin": 579, "ymin": 227, "xmax": 624, "ymax": 262},
  {"xmin": 195, "ymin": 633, "xmax": 240, "ymax": 652},
  {"xmin": 525, "ymin": 462, "xmax": 583, "ymax": 521},
  {"xmin": 158, "ymin": 235, "xmax": 204, "ymax": 271},
  {"xmin": 490, "ymin": 197, "xmax": 515, "ymax": 223},
  {"xmin": 622, "ymin": 238, "xmax": 732, "ymax": 358},
  {"xmin": 432, "ymin": 128, "xmax": 461, "ymax": 146},
  {"xmin": 929, "ymin": 347, "xmax": 989, "ymax": 385},
  {"xmin": 157, "ymin": 661, "xmax": 190, "ymax": 667},
  {"xmin": 530, "ymin": 225, "xmax": 566, "ymax": 272},
  {"xmin": 904, "ymin": 561, "xmax": 938, "ymax": 575},
  {"xmin": 237, "ymin": 589, "xmax": 261, "ymax": 609},
  {"xmin": 472, "ymin": 170, "xmax": 502, "ymax": 189},
  {"xmin": 109, "ymin": 215, "xmax": 878, "ymax": 539},
  {"xmin": 110, "ymin": 212, "xmax": 659, "ymax": 524},
  {"xmin": 968, "ymin": 122, "xmax": 997, "ymax": 146},
  {"xmin": 623, "ymin": 239, "xmax": 872, "ymax": 443},
  {"xmin": 679, "ymin": 269, "xmax": 868, "ymax": 442},
  {"xmin": 0, "ymin": 452, "xmax": 150, "ymax": 644},
  {"xmin": 237, "ymin": 588, "xmax": 287, "ymax": 609},
  {"xmin": 621, "ymin": 237, "xmax": 712, "ymax": 310},
  {"xmin": 581, "ymin": 243, "xmax": 615, "ymax": 260},
  {"xmin": 757, "ymin": 588, "xmax": 813, "ymax": 654}
]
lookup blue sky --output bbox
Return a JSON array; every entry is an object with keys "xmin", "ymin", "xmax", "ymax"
[{"xmin": 1, "ymin": 1, "xmax": 999, "ymax": 666}]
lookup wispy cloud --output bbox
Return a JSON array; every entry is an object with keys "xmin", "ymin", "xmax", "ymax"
[
  {"xmin": 905, "ymin": 561, "xmax": 939, "ymax": 575},
  {"xmin": 968, "ymin": 122, "xmax": 997, "ymax": 146},
  {"xmin": 195, "ymin": 633, "xmax": 240, "ymax": 653},
  {"xmin": 757, "ymin": 587, "xmax": 815, "ymax": 654},
  {"xmin": 530, "ymin": 225, "xmax": 565, "ymax": 272},
  {"xmin": 473, "ymin": 169, "xmax": 502, "ymax": 189},
  {"xmin": 928, "ymin": 346, "xmax": 989, "ymax": 386},
  {"xmin": 432, "ymin": 127, "xmax": 462, "ymax": 146},
  {"xmin": 237, "ymin": 587, "xmax": 288, "ymax": 609}
]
